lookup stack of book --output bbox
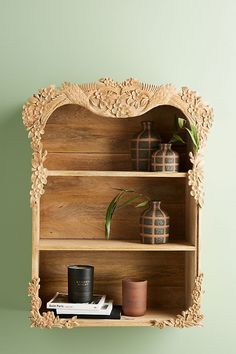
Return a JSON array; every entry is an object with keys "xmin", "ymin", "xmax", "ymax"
[{"xmin": 47, "ymin": 293, "xmax": 121, "ymax": 319}]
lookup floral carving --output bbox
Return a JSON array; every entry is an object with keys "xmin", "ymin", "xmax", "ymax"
[
  {"xmin": 30, "ymin": 149, "xmax": 47, "ymax": 206},
  {"xmin": 181, "ymin": 87, "xmax": 213, "ymax": 149},
  {"xmin": 151, "ymin": 274, "xmax": 204, "ymax": 328},
  {"xmin": 188, "ymin": 151, "xmax": 204, "ymax": 207},
  {"xmin": 23, "ymin": 85, "xmax": 60, "ymax": 129},
  {"xmin": 88, "ymin": 88, "xmax": 150, "ymax": 118},
  {"xmin": 23, "ymin": 86, "xmax": 63, "ymax": 205},
  {"xmin": 28, "ymin": 278, "xmax": 81, "ymax": 328}
]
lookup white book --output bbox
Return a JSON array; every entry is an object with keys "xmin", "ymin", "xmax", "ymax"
[
  {"xmin": 47, "ymin": 293, "xmax": 106, "ymax": 310},
  {"xmin": 56, "ymin": 301, "xmax": 113, "ymax": 316}
]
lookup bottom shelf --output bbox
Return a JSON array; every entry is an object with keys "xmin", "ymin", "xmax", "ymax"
[{"xmin": 41, "ymin": 308, "xmax": 182, "ymax": 327}]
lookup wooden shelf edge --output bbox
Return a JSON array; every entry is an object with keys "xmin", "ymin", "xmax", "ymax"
[
  {"xmin": 46, "ymin": 170, "xmax": 188, "ymax": 178},
  {"xmin": 39, "ymin": 239, "xmax": 195, "ymax": 252},
  {"xmin": 42, "ymin": 308, "xmax": 181, "ymax": 327}
]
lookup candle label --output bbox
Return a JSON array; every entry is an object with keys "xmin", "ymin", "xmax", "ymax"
[{"xmin": 75, "ymin": 280, "xmax": 91, "ymax": 287}]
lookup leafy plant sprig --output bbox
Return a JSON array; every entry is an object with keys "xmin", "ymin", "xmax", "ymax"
[
  {"xmin": 170, "ymin": 118, "xmax": 200, "ymax": 154},
  {"xmin": 105, "ymin": 188, "xmax": 150, "ymax": 240}
]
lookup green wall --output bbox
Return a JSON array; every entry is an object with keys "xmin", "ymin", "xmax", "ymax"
[{"xmin": 0, "ymin": 0, "xmax": 235, "ymax": 353}]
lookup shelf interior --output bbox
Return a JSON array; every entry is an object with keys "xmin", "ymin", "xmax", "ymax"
[
  {"xmin": 39, "ymin": 250, "xmax": 189, "ymax": 314},
  {"xmin": 42, "ymin": 104, "xmax": 191, "ymax": 172},
  {"xmin": 40, "ymin": 175, "xmax": 186, "ymax": 241}
]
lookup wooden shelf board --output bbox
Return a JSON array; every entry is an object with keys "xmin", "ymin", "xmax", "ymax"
[
  {"xmin": 39, "ymin": 239, "xmax": 195, "ymax": 251},
  {"xmin": 46, "ymin": 170, "xmax": 187, "ymax": 178},
  {"xmin": 47, "ymin": 308, "xmax": 182, "ymax": 327}
]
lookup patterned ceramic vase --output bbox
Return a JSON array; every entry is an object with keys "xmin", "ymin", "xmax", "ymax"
[
  {"xmin": 140, "ymin": 201, "xmax": 170, "ymax": 244},
  {"xmin": 151, "ymin": 143, "xmax": 179, "ymax": 172},
  {"xmin": 131, "ymin": 121, "xmax": 161, "ymax": 171}
]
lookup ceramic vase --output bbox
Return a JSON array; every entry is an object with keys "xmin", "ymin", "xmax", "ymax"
[
  {"xmin": 131, "ymin": 121, "xmax": 161, "ymax": 171},
  {"xmin": 151, "ymin": 143, "xmax": 179, "ymax": 172},
  {"xmin": 140, "ymin": 201, "xmax": 170, "ymax": 244},
  {"xmin": 122, "ymin": 278, "xmax": 147, "ymax": 316}
]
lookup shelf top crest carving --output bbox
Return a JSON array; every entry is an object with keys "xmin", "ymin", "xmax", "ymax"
[{"xmin": 22, "ymin": 77, "xmax": 213, "ymax": 207}]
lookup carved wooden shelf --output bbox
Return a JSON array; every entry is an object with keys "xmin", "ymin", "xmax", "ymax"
[
  {"xmin": 39, "ymin": 239, "xmax": 195, "ymax": 251},
  {"xmin": 23, "ymin": 77, "xmax": 213, "ymax": 328}
]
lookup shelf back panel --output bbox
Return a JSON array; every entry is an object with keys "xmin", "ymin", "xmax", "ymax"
[{"xmin": 40, "ymin": 176, "xmax": 186, "ymax": 240}]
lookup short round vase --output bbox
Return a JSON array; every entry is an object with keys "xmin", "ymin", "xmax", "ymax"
[
  {"xmin": 131, "ymin": 121, "xmax": 161, "ymax": 171},
  {"xmin": 140, "ymin": 201, "xmax": 170, "ymax": 244},
  {"xmin": 122, "ymin": 278, "xmax": 147, "ymax": 317},
  {"xmin": 151, "ymin": 143, "xmax": 179, "ymax": 172}
]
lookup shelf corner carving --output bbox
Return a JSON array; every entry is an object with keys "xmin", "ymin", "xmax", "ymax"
[
  {"xmin": 28, "ymin": 278, "xmax": 81, "ymax": 328},
  {"xmin": 151, "ymin": 273, "xmax": 204, "ymax": 328}
]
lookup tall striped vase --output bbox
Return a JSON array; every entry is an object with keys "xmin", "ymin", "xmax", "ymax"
[
  {"xmin": 131, "ymin": 121, "xmax": 161, "ymax": 171},
  {"xmin": 140, "ymin": 201, "xmax": 170, "ymax": 244}
]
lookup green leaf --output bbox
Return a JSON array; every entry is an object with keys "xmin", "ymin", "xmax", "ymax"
[
  {"xmin": 185, "ymin": 128, "xmax": 198, "ymax": 151},
  {"xmin": 105, "ymin": 190, "xmax": 126, "ymax": 239},
  {"xmin": 190, "ymin": 123, "xmax": 199, "ymax": 150},
  {"xmin": 117, "ymin": 195, "xmax": 141, "ymax": 209},
  {"xmin": 135, "ymin": 200, "xmax": 149, "ymax": 208},
  {"xmin": 178, "ymin": 118, "xmax": 185, "ymax": 129},
  {"xmin": 169, "ymin": 134, "xmax": 185, "ymax": 144}
]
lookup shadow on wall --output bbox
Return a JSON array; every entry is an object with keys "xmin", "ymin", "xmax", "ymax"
[{"xmin": 0, "ymin": 106, "xmax": 32, "ymax": 311}]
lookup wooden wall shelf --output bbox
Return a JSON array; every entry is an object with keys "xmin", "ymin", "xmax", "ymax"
[{"xmin": 23, "ymin": 78, "xmax": 213, "ymax": 328}]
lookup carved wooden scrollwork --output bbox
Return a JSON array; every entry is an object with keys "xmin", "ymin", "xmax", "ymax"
[
  {"xmin": 22, "ymin": 78, "xmax": 213, "ymax": 206},
  {"xmin": 28, "ymin": 278, "xmax": 80, "ymax": 328},
  {"xmin": 28, "ymin": 274, "xmax": 203, "ymax": 329}
]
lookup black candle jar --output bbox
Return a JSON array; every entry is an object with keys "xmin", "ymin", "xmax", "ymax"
[{"xmin": 68, "ymin": 265, "xmax": 94, "ymax": 303}]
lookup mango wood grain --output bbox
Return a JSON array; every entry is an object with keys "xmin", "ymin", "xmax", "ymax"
[
  {"xmin": 42, "ymin": 104, "xmax": 189, "ymax": 172},
  {"xmin": 45, "ymin": 153, "xmax": 132, "ymax": 171},
  {"xmin": 39, "ymin": 239, "xmax": 195, "ymax": 251},
  {"xmin": 40, "ymin": 176, "xmax": 186, "ymax": 240},
  {"xmin": 39, "ymin": 251, "xmax": 185, "ymax": 309},
  {"xmin": 42, "ymin": 104, "xmax": 186, "ymax": 153}
]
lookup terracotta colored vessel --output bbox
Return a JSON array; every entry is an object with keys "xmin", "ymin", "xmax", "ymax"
[
  {"xmin": 131, "ymin": 121, "xmax": 161, "ymax": 171},
  {"xmin": 140, "ymin": 200, "xmax": 170, "ymax": 244},
  {"xmin": 151, "ymin": 143, "xmax": 179, "ymax": 172},
  {"xmin": 122, "ymin": 278, "xmax": 147, "ymax": 316}
]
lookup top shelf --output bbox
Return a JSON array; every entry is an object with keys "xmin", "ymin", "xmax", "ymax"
[{"xmin": 46, "ymin": 170, "xmax": 187, "ymax": 178}]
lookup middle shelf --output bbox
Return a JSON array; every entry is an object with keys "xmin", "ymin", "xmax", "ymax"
[{"xmin": 39, "ymin": 239, "xmax": 195, "ymax": 252}]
